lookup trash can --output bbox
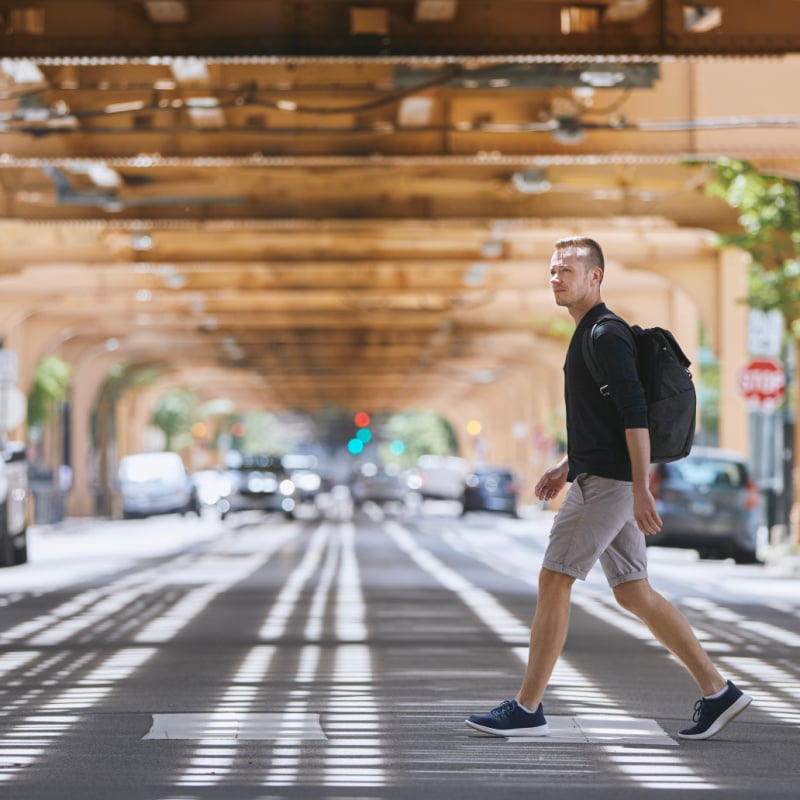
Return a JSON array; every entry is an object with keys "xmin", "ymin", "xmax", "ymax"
[{"xmin": 30, "ymin": 483, "xmax": 66, "ymax": 524}]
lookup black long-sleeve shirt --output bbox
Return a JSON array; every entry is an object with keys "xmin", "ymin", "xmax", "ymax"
[{"xmin": 564, "ymin": 303, "xmax": 648, "ymax": 482}]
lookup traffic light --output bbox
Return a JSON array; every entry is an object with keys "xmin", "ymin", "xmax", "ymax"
[
  {"xmin": 354, "ymin": 411, "xmax": 371, "ymax": 428},
  {"xmin": 348, "ymin": 410, "xmax": 372, "ymax": 455},
  {"xmin": 347, "ymin": 438, "xmax": 364, "ymax": 455}
]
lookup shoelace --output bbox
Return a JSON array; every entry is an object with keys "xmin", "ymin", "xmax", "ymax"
[
  {"xmin": 491, "ymin": 700, "xmax": 517, "ymax": 718},
  {"xmin": 691, "ymin": 698, "xmax": 707, "ymax": 722}
]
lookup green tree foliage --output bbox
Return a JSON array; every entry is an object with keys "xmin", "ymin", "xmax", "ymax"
[
  {"xmin": 101, "ymin": 363, "xmax": 162, "ymax": 404},
  {"xmin": 152, "ymin": 389, "xmax": 197, "ymax": 451},
  {"xmin": 234, "ymin": 410, "xmax": 298, "ymax": 455},
  {"xmin": 27, "ymin": 356, "xmax": 71, "ymax": 427},
  {"xmin": 383, "ymin": 410, "xmax": 459, "ymax": 463},
  {"xmin": 705, "ymin": 158, "xmax": 800, "ymax": 328}
]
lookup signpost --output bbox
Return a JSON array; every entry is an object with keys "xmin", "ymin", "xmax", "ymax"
[
  {"xmin": 743, "ymin": 312, "xmax": 789, "ymax": 536},
  {"xmin": 737, "ymin": 357, "xmax": 786, "ymax": 409}
]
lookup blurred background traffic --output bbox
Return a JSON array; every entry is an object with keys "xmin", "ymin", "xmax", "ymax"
[{"xmin": 1, "ymin": 3, "xmax": 799, "ymax": 573}]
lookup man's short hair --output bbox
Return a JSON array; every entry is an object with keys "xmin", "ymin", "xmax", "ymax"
[{"xmin": 553, "ymin": 236, "xmax": 605, "ymax": 273}]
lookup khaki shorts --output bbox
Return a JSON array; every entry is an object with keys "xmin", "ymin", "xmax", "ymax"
[{"xmin": 542, "ymin": 473, "xmax": 648, "ymax": 587}]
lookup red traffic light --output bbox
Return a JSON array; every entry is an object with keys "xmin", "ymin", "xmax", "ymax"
[{"xmin": 354, "ymin": 411, "xmax": 371, "ymax": 428}]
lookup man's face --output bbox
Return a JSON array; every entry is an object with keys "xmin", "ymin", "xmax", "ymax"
[{"xmin": 549, "ymin": 247, "xmax": 598, "ymax": 309}]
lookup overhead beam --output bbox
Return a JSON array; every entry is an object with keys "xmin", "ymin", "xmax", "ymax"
[{"xmin": 0, "ymin": 1, "xmax": 797, "ymax": 57}]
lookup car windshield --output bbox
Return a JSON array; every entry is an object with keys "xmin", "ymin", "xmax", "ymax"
[{"xmin": 667, "ymin": 458, "xmax": 746, "ymax": 489}]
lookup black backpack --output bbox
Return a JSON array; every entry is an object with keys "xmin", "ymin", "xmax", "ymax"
[{"xmin": 582, "ymin": 314, "xmax": 696, "ymax": 463}]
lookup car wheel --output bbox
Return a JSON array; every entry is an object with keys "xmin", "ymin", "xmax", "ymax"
[
  {"xmin": 0, "ymin": 503, "xmax": 14, "ymax": 568},
  {"xmin": 13, "ymin": 533, "xmax": 28, "ymax": 565},
  {"xmin": 0, "ymin": 535, "xmax": 13, "ymax": 567},
  {"xmin": 732, "ymin": 547, "xmax": 761, "ymax": 565}
]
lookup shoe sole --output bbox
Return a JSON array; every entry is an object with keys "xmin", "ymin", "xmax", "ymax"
[
  {"xmin": 465, "ymin": 719, "xmax": 550, "ymax": 737},
  {"xmin": 676, "ymin": 693, "xmax": 752, "ymax": 741}
]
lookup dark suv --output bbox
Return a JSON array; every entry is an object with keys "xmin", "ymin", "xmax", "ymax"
[
  {"xmin": 648, "ymin": 447, "xmax": 762, "ymax": 563},
  {"xmin": 462, "ymin": 466, "xmax": 520, "ymax": 517},
  {"xmin": 223, "ymin": 454, "xmax": 296, "ymax": 518}
]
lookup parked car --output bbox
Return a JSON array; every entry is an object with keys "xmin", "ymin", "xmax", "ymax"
[
  {"xmin": 119, "ymin": 451, "xmax": 200, "ymax": 519},
  {"xmin": 223, "ymin": 453, "xmax": 296, "ymax": 518},
  {"xmin": 191, "ymin": 469, "xmax": 233, "ymax": 507},
  {"xmin": 0, "ymin": 442, "xmax": 28, "ymax": 567},
  {"xmin": 351, "ymin": 462, "xmax": 407, "ymax": 508},
  {"xmin": 648, "ymin": 447, "xmax": 762, "ymax": 563},
  {"xmin": 462, "ymin": 466, "xmax": 520, "ymax": 517},
  {"xmin": 416, "ymin": 455, "xmax": 469, "ymax": 501}
]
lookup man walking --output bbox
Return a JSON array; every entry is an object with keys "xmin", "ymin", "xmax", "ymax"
[{"xmin": 466, "ymin": 236, "xmax": 751, "ymax": 741}]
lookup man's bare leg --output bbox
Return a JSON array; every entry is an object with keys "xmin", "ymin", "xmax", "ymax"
[
  {"xmin": 613, "ymin": 578, "xmax": 726, "ymax": 696},
  {"xmin": 516, "ymin": 567, "xmax": 576, "ymax": 710}
]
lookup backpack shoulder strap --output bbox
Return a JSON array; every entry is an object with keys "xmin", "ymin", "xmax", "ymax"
[{"xmin": 581, "ymin": 313, "xmax": 629, "ymax": 396}]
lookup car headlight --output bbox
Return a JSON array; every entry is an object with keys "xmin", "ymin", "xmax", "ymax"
[
  {"xmin": 247, "ymin": 476, "xmax": 265, "ymax": 492},
  {"xmin": 280, "ymin": 479, "xmax": 295, "ymax": 496}
]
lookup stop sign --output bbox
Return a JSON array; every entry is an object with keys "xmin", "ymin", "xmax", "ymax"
[{"xmin": 737, "ymin": 357, "xmax": 786, "ymax": 407}]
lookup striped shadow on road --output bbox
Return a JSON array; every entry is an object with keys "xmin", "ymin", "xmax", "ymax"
[{"xmin": 502, "ymin": 715, "xmax": 677, "ymax": 746}]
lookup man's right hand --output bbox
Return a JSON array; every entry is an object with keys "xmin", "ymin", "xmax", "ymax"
[{"xmin": 534, "ymin": 458, "xmax": 569, "ymax": 502}]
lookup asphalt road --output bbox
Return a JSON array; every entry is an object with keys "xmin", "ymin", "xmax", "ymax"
[{"xmin": 1, "ymin": 501, "xmax": 799, "ymax": 800}]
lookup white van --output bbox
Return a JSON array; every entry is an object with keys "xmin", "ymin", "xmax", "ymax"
[
  {"xmin": 118, "ymin": 452, "xmax": 200, "ymax": 519},
  {"xmin": 416, "ymin": 455, "xmax": 469, "ymax": 501}
]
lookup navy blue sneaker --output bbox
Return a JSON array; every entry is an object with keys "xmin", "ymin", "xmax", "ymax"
[
  {"xmin": 466, "ymin": 699, "xmax": 549, "ymax": 737},
  {"xmin": 677, "ymin": 680, "xmax": 752, "ymax": 740}
]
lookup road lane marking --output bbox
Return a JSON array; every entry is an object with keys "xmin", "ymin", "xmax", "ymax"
[
  {"xmin": 504, "ymin": 715, "xmax": 676, "ymax": 746},
  {"xmin": 0, "ymin": 648, "xmax": 154, "ymax": 780},
  {"xmin": 0, "ymin": 525, "xmax": 297, "ymax": 784},
  {"xmin": 146, "ymin": 711, "xmax": 326, "ymax": 740},
  {"xmin": 263, "ymin": 523, "xmax": 384, "ymax": 788},
  {"xmin": 387, "ymin": 521, "xmax": 716, "ymax": 791},
  {"xmin": 259, "ymin": 524, "xmax": 331, "ymax": 640},
  {"xmin": 681, "ymin": 598, "xmax": 800, "ymax": 649},
  {"xmin": 173, "ymin": 645, "xmax": 278, "ymax": 788},
  {"xmin": 171, "ymin": 521, "xmax": 385, "ymax": 792},
  {"xmin": 721, "ymin": 657, "xmax": 800, "ymax": 726}
]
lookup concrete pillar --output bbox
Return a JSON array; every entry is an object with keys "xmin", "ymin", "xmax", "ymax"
[
  {"xmin": 66, "ymin": 349, "xmax": 124, "ymax": 517},
  {"xmin": 717, "ymin": 248, "xmax": 750, "ymax": 454},
  {"xmin": 1, "ymin": 314, "xmax": 68, "ymax": 395},
  {"xmin": 791, "ymin": 340, "xmax": 800, "ymax": 548}
]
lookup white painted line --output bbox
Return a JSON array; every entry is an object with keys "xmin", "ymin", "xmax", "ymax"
[
  {"xmin": 144, "ymin": 712, "xmax": 326, "ymax": 741},
  {"xmin": 173, "ymin": 521, "xmax": 385, "ymax": 791},
  {"xmin": 388, "ymin": 522, "xmax": 717, "ymax": 791},
  {"xmin": 722, "ymin": 657, "xmax": 800, "ymax": 726},
  {"xmin": 0, "ymin": 527, "xmax": 297, "ymax": 783},
  {"xmin": 259, "ymin": 524, "xmax": 331, "ymax": 640},
  {"xmin": 504, "ymin": 715, "xmax": 676, "ymax": 746},
  {"xmin": 385, "ymin": 522, "xmax": 529, "ymax": 644}
]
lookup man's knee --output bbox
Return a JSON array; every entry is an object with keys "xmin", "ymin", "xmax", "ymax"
[
  {"xmin": 539, "ymin": 567, "xmax": 576, "ymax": 595},
  {"xmin": 613, "ymin": 578, "xmax": 654, "ymax": 614}
]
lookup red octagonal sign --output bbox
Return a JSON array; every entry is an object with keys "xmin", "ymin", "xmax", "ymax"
[{"xmin": 737, "ymin": 357, "xmax": 786, "ymax": 407}]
